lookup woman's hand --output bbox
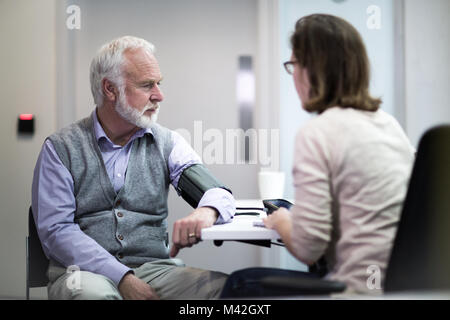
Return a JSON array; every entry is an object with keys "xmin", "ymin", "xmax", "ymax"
[
  {"xmin": 263, "ymin": 207, "xmax": 291, "ymax": 231},
  {"xmin": 263, "ymin": 207, "xmax": 293, "ymax": 248}
]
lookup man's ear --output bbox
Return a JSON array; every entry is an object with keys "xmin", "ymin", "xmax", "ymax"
[{"xmin": 102, "ymin": 78, "xmax": 118, "ymax": 103}]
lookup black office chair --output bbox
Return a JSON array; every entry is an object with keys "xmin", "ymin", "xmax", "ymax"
[
  {"xmin": 26, "ymin": 207, "xmax": 49, "ymax": 299},
  {"xmin": 384, "ymin": 125, "xmax": 450, "ymax": 293}
]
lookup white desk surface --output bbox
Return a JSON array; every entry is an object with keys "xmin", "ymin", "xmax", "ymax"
[{"xmin": 201, "ymin": 199, "xmax": 281, "ymax": 241}]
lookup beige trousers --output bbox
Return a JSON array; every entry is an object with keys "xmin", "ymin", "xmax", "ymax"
[{"xmin": 47, "ymin": 259, "xmax": 227, "ymax": 300}]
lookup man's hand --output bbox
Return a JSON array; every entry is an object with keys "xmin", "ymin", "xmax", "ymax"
[
  {"xmin": 118, "ymin": 273, "xmax": 159, "ymax": 300},
  {"xmin": 170, "ymin": 206, "xmax": 218, "ymax": 257}
]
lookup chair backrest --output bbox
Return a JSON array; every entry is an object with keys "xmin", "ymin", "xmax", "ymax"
[
  {"xmin": 27, "ymin": 207, "xmax": 49, "ymax": 289},
  {"xmin": 384, "ymin": 125, "xmax": 450, "ymax": 292}
]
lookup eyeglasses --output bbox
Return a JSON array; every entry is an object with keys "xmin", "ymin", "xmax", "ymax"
[{"xmin": 283, "ymin": 60, "xmax": 298, "ymax": 75}]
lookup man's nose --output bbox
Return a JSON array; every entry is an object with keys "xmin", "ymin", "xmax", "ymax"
[{"xmin": 150, "ymin": 84, "xmax": 164, "ymax": 103}]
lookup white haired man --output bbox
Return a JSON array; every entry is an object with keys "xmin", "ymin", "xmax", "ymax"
[{"xmin": 32, "ymin": 36, "xmax": 235, "ymax": 300}]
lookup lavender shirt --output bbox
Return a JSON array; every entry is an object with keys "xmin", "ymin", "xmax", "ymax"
[{"xmin": 31, "ymin": 111, "xmax": 235, "ymax": 285}]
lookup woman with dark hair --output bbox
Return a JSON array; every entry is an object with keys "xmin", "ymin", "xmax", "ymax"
[{"xmin": 221, "ymin": 14, "xmax": 415, "ymax": 297}]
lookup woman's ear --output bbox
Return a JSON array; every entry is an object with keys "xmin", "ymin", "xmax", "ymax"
[
  {"xmin": 300, "ymin": 67, "xmax": 311, "ymax": 89},
  {"xmin": 102, "ymin": 78, "xmax": 118, "ymax": 103},
  {"xmin": 295, "ymin": 66, "xmax": 311, "ymax": 106}
]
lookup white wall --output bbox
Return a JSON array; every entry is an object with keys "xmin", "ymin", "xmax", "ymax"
[
  {"xmin": 404, "ymin": 0, "xmax": 450, "ymax": 147},
  {"xmin": 0, "ymin": 0, "xmax": 57, "ymax": 298}
]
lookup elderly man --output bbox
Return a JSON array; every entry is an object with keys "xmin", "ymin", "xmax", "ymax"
[{"xmin": 31, "ymin": 36, "xmax": 235, "ymax": 300}]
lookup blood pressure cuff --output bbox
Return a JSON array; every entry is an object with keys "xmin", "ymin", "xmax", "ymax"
[{"xmin": 177, "ymin": 164, "xmax": 232, "ymax": 208}]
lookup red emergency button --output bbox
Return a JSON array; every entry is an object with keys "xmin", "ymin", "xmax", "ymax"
[
  {"xmin": 19, "ymin": 114, "xmax": 34, "ymax": 121},
  {"xmin": 18, "ymin": 114, "xmax": 35, "ymax": 134}
]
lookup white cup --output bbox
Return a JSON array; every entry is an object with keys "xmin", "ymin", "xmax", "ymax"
[{"xmin": 258, "ymin": 171, "xmax": 285, "ymax": 200}]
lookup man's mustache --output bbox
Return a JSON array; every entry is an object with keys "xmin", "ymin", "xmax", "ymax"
[{"xmin": 144, "ymin": 103, "xmax": 160, "ymax": 113}]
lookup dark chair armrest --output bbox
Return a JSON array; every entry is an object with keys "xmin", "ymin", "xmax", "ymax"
[{"xmin": 260, "ymin": 276, "xmax": 346, "ymax": 296}]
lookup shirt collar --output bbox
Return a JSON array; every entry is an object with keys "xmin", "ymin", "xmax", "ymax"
[{"xmin": 92, "ymin": 109, "xmax": 153, "ymax": 146}]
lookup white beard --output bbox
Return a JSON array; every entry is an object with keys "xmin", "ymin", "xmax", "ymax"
[{"xmin": 115, "ymin": 89, "xmax": 159, "ymax": 129}]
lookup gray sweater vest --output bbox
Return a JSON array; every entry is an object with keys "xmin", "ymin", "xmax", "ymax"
[{"xmin": 48, "ymin": 114, "xmax": 174, "ymax": 267}]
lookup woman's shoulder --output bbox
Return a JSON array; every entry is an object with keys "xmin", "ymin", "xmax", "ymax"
[
  {"xmin": 296, "ymin": 106, "xmax": 404, "ymax": 148},
  {"xmin": 304, "ymin": 106, "xmax": 398, "ymax": 130},
  {"xmin": 298, "ymin": 106, "xmax": 348, "ymax": 135}
]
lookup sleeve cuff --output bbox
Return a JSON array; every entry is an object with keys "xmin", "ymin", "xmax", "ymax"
[
  {"xmin": 197, "ymin": 188, "xmax": 236, "ymax": 224},
  {"xmin": 101, "ymin": 260, "xmax": 133, "ymax": 287}
]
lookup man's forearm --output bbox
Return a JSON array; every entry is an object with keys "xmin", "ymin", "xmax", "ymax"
[{"xmin": 43, "ymin": 224, "xmax": 131, "ymax": 286}]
